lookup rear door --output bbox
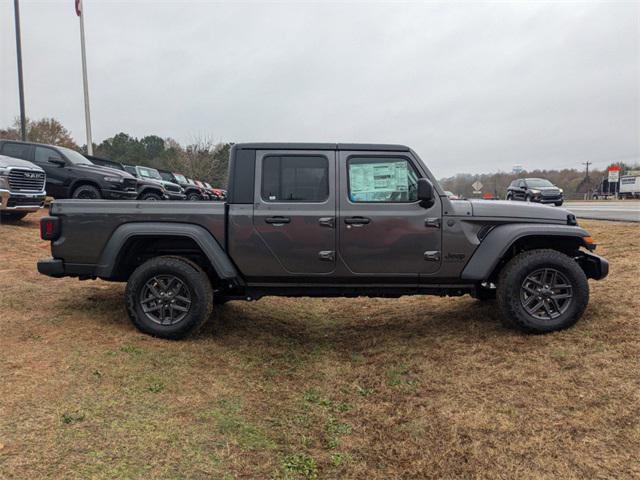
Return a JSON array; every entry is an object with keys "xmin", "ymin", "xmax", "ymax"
[
  {"xmin": 252, "ymin": 149, "xmax": 337, "ymax": 275},
  {"xmin": 338, "ymin": 150, "xmax": 442, "ymax": 276}
]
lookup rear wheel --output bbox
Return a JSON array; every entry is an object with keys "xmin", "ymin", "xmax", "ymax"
[
  {"xmin": 497, "ymin": 249, "xmax": 589, "ymax": 333},
  {"xmin": 125, "ymin": 256, "xmax": 213, "ymax": 339},
  {"xmin": 0, "ymin": 211, "xmax": 29, "ymax": 221},
  {"xmin": 72, "ymin": 184, "xmax": 102, "ymax": 199}
]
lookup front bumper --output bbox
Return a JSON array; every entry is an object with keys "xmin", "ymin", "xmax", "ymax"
[
  {"xmin": 577, "ymin": 251, "xmax": 609, "ymax": 280},
  {"xmin": 102, "ymin": 189, "xmax": 138, "ymax": 200},
  {"xmin": 0, "ymin": 189, "xmax": 46, "ymax": 211},
  {"xmin": 533, "ymin": 195, "xmax": 564, "ymax": 204}
]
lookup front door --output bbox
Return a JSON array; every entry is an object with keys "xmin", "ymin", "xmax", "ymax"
[
  {"xmin": 33, "ymin": 145, "xmax": 67, "ymax": 198},
  {"xmin": 338, "ymin": 151, "xmax": 442, "ymax": 276},
  {"xmin": 252, "ymin": 150, "xmax": 337, "ymax": 276}
]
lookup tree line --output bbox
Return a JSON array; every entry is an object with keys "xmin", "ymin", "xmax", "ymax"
[
  {"xmin": 2, "ymin": 117, "xmax": 637, "ymax": 195},
  {"xmin": 0, "ymin": 118, "xmax": 231, "ymax": 188}
]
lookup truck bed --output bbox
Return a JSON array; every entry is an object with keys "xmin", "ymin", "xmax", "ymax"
[{"xmin": 49, "ymin": 200, "xmax": 226, "ymax": 265}]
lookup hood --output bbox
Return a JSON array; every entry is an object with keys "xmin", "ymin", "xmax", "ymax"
[
  {"xmin": 462, "ymin": 199, "xmax": 571, "ymax": 223},
  {"xmin": 76, "ymin": 163, "xmax": 136, "ymax": 179},
  {"xmin": 0, "ymin": 155, "xmax": 44, "ymax": 171}
]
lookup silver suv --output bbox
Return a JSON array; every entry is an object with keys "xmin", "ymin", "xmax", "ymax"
[{"xmin": 0, "ymin": 154, "xmax": 47, "ymax": 221}]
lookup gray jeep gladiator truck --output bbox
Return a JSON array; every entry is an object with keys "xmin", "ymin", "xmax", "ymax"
[{"xmin": 37, "ymin": 143, "xmax": 608, "ymax": 339}]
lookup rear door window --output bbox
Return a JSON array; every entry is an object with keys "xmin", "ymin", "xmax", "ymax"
[
  {"xmin": 262, "ymin": 155, "xmax": 329, "ymax": 202},
  {"xmin": 1, "ymin": 142, "xmax": 31, "ymax": 160}
]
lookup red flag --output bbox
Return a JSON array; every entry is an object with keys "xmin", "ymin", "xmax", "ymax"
[{"xmin": 75, "ymin": 0, "xmax": 81, "ymax": 16}]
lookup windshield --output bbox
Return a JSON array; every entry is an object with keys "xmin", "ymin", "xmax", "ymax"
[
  {"xmin": 137, "ymin": 166, "xmax": 162, "ymax": 180},
  {"xmin": 59, "ymin": 147, "xmax": 92, "ymax": 165},
  {"xmin": 526, "ymin": 179, "xmax": 554, "ymax": 188},
  {"xmin": 173, "ymin": 173, "xmax": 187, "ymax": 183}
]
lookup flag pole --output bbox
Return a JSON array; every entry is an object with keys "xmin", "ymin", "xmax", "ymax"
[
  {"xmin": 77, "ymin": 0, "xmax": 93, "ymax": 154},
  {"xmin": 13, "ymin": 0, "xmax": 27, "ymax": 141}
]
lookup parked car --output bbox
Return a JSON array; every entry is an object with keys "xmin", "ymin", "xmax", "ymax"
[
  {"xmin": 188, "ymin": 179, "xmax": 210, "ymax": 200},
  {"xmin": 204, "ymin": 182, "xmax": 225, "ymax": 201},
  {"xmin": 38, "ymin": 142, "xmax": 607, "ymax": 339},
  {"xmin": 157, "ymin": 170, "xmax": 205, "ymax": 201},
  {"xmin": 123, "ymin": 165, "xmax": 186, "ymax": 201},
  {"xmin": 506, "ymin": 178, "xmax": 564, "ymax": 206},
  {"xmin": 0, "ymin": 139, "xmax": 137, "ymax": 200},
  {"xmin": 86, "ymin": 155, "xmax": 168, "ymax": 200},
  {"xmin": 0, "ymin": 154, "xmax": 47, "ymax": 221},
  {"xmin": 444, "ymin": 190, "xmax": 462, "ymax": 200}
]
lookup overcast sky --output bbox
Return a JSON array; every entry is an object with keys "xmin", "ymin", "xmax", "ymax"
[{"xmin": 1, "ymin": 1, "xmax": 638, "ymax": 176}]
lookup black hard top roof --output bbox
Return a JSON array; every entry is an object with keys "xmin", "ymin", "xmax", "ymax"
[{"xmin": 234, "ymin": 142, "xmax": 410, "ymax": 152}]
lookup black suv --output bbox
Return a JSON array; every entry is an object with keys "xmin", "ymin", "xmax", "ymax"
[
  {"xmin": 0, "ymin": 140, "xmax": 138, "ymax": 200},
  {"xmin": 86, "ymin": 155, "xmax": 169, "ymax": 201},
  {"xmin": 506, "ymin": 178, "xmax": 563, "ymax": 206}
]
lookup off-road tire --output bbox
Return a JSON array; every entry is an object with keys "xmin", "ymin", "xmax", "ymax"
[
  {"xmin": 0, "ymin": 211, "xmax": 29, "ymax": 221},
  {"xmin": 125, "ymin": 256, "xmax": 213, "ymax": 339},
  {"xmin": 140, "ymin": 191, "xmax": 162, "ymax": 201},
  {"xmin": 497, "ymin": 249, "xmax": 589, "ymax": 333},
  {"xmin": 72, "ymin": 184, "xmax": 102, "ymax": 199}
]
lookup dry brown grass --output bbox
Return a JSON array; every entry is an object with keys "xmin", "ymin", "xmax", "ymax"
[{"xmin": 0, "ymin": 212, "xmax": 638, "ymax": 479}]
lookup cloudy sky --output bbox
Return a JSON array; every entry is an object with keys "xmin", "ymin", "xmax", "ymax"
[{"xmin": 1, "ymin": 0, "xmax": 638, "ymax": 176}]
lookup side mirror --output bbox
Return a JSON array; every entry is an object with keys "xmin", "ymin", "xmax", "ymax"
[
  {"xmin": 417, "ymin": 178, "xmax": 434, "ymax": 206},
  {"xmin": 48, "ymin": 157, "xmax": 65, "ymax": 167}
]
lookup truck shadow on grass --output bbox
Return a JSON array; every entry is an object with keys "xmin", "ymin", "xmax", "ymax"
[
  {"xmin": 64, "ymin": 288, "xmax": 508, "ymax": 352},
  {"xmin": 205, "ymin": 298, "xmax": 507, "ymax": 351}
]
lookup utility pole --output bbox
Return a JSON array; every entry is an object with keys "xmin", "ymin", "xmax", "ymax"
[
  {"xmin": 76, "ymin": 0, "xmax": 93, "ymax": 154},
  {"xmin": 582, "ymin": 161, "xmax": 592, "ymax": 199},
  {"xmin": 13, "ymin": 0, "xmax": 27, "ymax": 141}
]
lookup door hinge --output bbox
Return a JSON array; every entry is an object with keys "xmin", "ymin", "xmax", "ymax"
[
  {"xmin": 425, "ymin": 217, "xmax": 441, "ymax": 228},
  {"xmin": 424, "ymin": 250, "xmax": 441, "ymax": 262},
  {"xmin": 318, "ymin": 250, "xmax": 335, "ymax": 261}
]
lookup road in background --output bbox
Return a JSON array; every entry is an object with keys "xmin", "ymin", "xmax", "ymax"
[{"xmin": 565, "ymin": 201, "xmax": 640, "ymax": 222}]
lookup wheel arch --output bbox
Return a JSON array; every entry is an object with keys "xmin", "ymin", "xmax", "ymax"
[
  {"xmin": 95, "ymin": 222, "xmax": 242, "ymax": 285},
  {"xmin": 461, "ymin": 224, "xmax": 591, "ymax": 282}
]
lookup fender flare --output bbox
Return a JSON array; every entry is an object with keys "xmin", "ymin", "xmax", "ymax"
[
  {"xmin": 94, "ymin": 222, "xmax": 241, "ymax": 282},
  {"xmin": 137, "ymin": 185, "xmax": 164, "ymax": 197},
  {"xmin": 461, "ymin": 223, "xmax": 590, "ymax": 281}
]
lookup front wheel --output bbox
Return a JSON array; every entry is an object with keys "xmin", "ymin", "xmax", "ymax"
[
  {"xmin": 72, "ymin": 184, "xmax": 102, "ymax": 199},
  {"xmin": 140, "ymin": 191, "xmax": 162, "ymax": 201},
  {"xmin": 497, "ymin": 249, "xmax": 589, "ymax": 333},
  {"xmin": 125, "ymin": 256, "xmax": 213, "ymax": 339},
  {"xmin": 555, "ymin": 201, "xmax": 563, "ymax": 206},
  {"xmin": 187, "ymin": 193, "xmax": 202, "ymax": 201},
  {"xmin": 506, "ymin": 193, "xmax": 513, "ymax": 201}
]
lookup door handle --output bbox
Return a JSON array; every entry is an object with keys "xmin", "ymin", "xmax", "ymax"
[
  {"xmin": 318, "ymin": 217, "xmax": 335, "ymax": 228},
  {"xmin": 265, "ymin": 216, "xmax": 291, "ymax": 225},
  {"xmin": 344, "ymin": 216, "xmax": 371, "ymax": 226}
]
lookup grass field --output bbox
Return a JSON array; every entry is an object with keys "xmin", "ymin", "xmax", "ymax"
[{"xmin": 1, "ymin": 212, "xmax": 638, "ymax": 479}]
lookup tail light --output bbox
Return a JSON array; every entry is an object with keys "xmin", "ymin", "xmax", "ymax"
[{"xmin": 40, "ymin": 216, "xmax": 60, "ymax": 241}]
